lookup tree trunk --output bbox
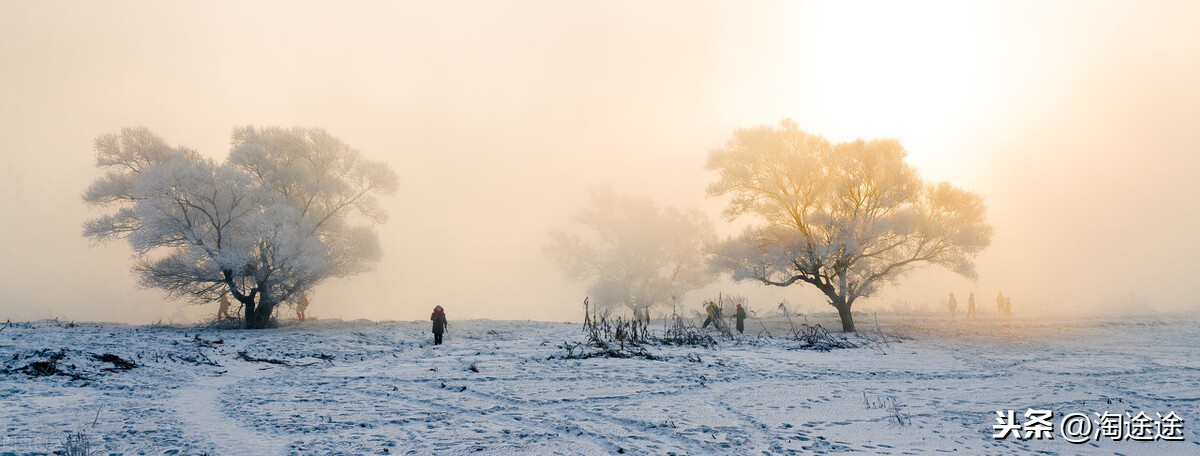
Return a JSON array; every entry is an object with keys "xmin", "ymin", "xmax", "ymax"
[
  {"xmin": 834, "ymin": 299, "xmax": 856, "ymax": 333},
  {"xmin": 244, "ymin": 299, "xmax": 275, "ymax": 329}
]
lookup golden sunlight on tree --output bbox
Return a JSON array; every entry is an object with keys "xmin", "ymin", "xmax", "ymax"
[{"xmin": 707, "ymin": 119, "xmax": 992, "ymax": 332}]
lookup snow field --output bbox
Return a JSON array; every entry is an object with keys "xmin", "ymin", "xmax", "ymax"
[{"xmin": 1, "ymin": 314, "xmax": 1198, "ymax": 455}]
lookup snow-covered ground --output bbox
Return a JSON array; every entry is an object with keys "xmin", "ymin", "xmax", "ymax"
[{"xmin": 1, "ymin": 313, "xmax": 1198, "ymax": 455}]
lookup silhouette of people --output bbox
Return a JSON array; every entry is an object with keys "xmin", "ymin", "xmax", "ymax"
[
  {"xmin": 217, "ymin": 294, "xmax": 232, "ymax": 321},
  {"xmin": 996, "ymin": 292, "xmax": 1005, "ymax": 316},
  {"xmin": 701, "ymin": 301, "xmax": 722, "ymax": 329},
  {"xmin": 296, "ymin": 294, "xmax": 309, "ymax": 321},
  {"xmin": 734, "ymin": 303, "xmax": 746, "ymax": 334},
  {"xmin": 632, "ymin": 306, "xmax": 650, "ymax": 325},
  {"xmin": 431, "ymin": 305, "xmax": 448, "ymax": 345},
  {"xmin": 948, "ymin": 292, "xmax": 958, "ymax": 318},
  {"xmin": 967, "ymin": 292, "xmax": 976, "ymax": 318}
]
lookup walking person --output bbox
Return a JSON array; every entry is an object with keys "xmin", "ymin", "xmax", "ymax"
[
  {"xmin": 217, "ymin": 294, "xmax": 232, "ymax": 321},
  {"xmin": 296, "ymin": 294, "xmax": 309, "ymax": 321},
  {"xmin": 967, "ymin": 292, "xmax": 976, "ymax": 318},
  {"xmin": 734, "ymin": 303, "xmax": 747, "ymax": 334},
  {"xmin": 431, "ymin": 305, "xmax": 448, "ymax": 345},
  {"xmin": 948, "ymin": 292, "xmax": 958, "ymax": 318},
  {"xmin": 996, "ymin": 292, "xmax": 1005, "ymax": 316}
]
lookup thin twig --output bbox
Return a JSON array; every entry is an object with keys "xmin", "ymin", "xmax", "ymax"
[{"xmin": 92, "ymin": 404, "xmax": 103, "ymax": 428}]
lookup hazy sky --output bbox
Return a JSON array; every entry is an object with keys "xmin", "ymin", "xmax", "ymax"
[{"xmin": 2, "ymin": 0, "xmax": 1198, "ymax": 324}]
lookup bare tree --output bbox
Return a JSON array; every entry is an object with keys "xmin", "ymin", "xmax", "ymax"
[
  {"xmin": 707, "ymin": 120, "xmax": 992, "ymax": 332},
  {"xmin": 83, "ymin": 127, "xmax": 397, "ymax": 328},
  {"xmin": 548, "ymin": 187, "xmax": 715, "ymax": 317}
]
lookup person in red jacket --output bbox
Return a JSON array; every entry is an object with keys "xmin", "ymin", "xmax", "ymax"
[{"xmin": 431, "ymin": 305, "xmax": 448, "ymax": 345}]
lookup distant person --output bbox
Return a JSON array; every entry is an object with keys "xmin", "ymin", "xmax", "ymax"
[
  {"xmin": 431, "ymin": 305, "xmax": 448, "ymax": 345},
  {"xmin": 734, "ymin": 303, "xmax": 747, "ymax": 334},
  {"xmin": 633, "ymin": 306, "xmax": 650, "ymax": 325},
  {"xmin": 948, "ymin": 293, "xmax": 958, "ymax": 318},
  {"xmin": 217, "ymin": 294, "xmax": 232, "ymax": 321},
  {"xmin": 1003, "ymin": 295, "xmax": 1013, "ymax": 315},
  {"xmin": 967, "ymin": 292, "xmax": 976, "ymax": 318},
  {"xmin": 996, "ymin": 292, "xmax": 1005, "ymax": 316},
  {"xmin": 296, "ymin": 294, "xmax": 309, "ymax": 321},
  {"xmin": 701, "ymin": 301, "xmax": 722, "ymax": 329}
]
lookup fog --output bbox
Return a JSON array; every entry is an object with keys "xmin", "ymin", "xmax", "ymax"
[{"xmin": 1, "ymin": 1, "xmax": 1197, "ymax": 324}]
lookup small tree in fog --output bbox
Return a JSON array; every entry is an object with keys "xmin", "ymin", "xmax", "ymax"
[
  {"xmin": 707, "ymin": 120, "xmax": 992, "ymax": 332},
  {"xmin": 549, "ymin": 188, "xmax": 715, "ymax": 317},
  {"xmin": 83, "ymin": 127, "xmax": 397, "ymax": 329}
]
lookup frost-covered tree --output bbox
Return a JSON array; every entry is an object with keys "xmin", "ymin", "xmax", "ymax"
[
  {"xmin": 707, "ymin": 120, "xmax": 992, "ymax": 332},
  {"xmin": 548, "ymin": 188, "xmax": 715, "ymax": 317},
  {"xmin": 83, "ymin": 127, "xmax": 397, "ymax": 329}
]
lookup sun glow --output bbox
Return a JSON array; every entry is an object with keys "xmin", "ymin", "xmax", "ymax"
[{"xmin": 783, "ymin": 1, "xmax": 984, "ymax": 179}]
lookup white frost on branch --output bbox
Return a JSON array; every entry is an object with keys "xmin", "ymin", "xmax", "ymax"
[
  {"xmin": 548, "ymin": 187, "xmax": 715, "ymax": 313},
  {"xmin": 83, "ymin": 127, "xmax": 397, "ymax": 327}
]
